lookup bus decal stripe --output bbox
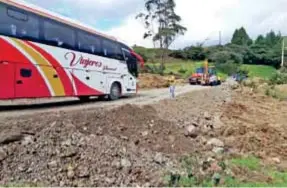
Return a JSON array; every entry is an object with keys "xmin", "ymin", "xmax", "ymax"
[
  {"xmin": 25, "ymin": 41, "xmax": 74, "ymax": 96},
  {"xmin": 71, "ymin": 73, "xmax": 103, "ymax": 95},
  {"xmin": 11, "ymin": 39, "xmax": 65, "ymax": 96},
  {"xmin": 2, "ymin": 37, "xmax": 54, "ymax": 96},
  {"xmin": 0, "ymin": 36, "xmax": 51, "ymax": 97}
]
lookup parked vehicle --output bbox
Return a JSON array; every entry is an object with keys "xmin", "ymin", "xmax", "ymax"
[{"xmin": 189, "ymin": 61, "xmax": 221, "ymax": 86}]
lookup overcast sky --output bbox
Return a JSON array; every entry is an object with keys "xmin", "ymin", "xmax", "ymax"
[{"xmin": 24, "ymin": 0, "xmax": 287, "ymax": 49}]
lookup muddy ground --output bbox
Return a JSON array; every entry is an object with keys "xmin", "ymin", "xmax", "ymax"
[{"xmin": 0, "ymin": 83, "xmax": 286, "ymax": 186}]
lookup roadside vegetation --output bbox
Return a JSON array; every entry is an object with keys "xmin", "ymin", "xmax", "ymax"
[
  {"xmin": 143, "ymin": 59, "xmax": 277, "ymax": 81},
  {"xmin": 135, "ymin": 27, "xmax": 284, "ymax": 81},
  {"xmin": 164, "ymin": 155, "xmax": 287, "ymax": 187}
]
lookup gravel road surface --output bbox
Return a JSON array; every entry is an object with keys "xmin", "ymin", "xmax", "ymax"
[{"xmin": 0, "ymin": 85, "xmax": 207, "ymax": 118}]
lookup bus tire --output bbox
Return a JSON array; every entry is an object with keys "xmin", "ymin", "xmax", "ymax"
[
  {"xmin": 108, "ymin": 82, "xmax": 121, "ymax": 101},
  {"xmin": 79, "ymin": 96, "xmax": 90, "ymax": 102}
]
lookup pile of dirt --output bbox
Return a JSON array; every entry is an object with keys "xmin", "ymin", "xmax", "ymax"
[
  {"xmin": 0, "ymin": 104, "xmax": 197, "ymax": 186},
  {"xmin": 138, "ymin": 74, "xmax": 169, "ymax": 89},
  {"xmin": 220, "ymin": 90, "xmax": 287, "ymax": 159},
  {"xmin": 154, "ymin": 83, "xmax": 287, "ymax": 161},
  {"xmin": 138, "ymin": 73, "xmax": 185, "ymax": 89},
  {"xmin": 1, "ymin": 83, "xmax": 287, "ymax": 186}
]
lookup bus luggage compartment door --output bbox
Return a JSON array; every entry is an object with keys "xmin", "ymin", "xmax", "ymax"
[
  {"xmin": 0, "ymin": 61, "xmax": 15, "ymax": 99},
  {"xmin": 15, "ymin": 64, "xmax": 51, "ymax": 98}
]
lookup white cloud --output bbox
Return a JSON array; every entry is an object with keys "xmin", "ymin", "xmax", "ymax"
[
  {"xmin": 107, "ymin": 14, "xmax": 151, "ymax": 47},
  {"xmin": 105, "ymin": 0, "xmax": 287, "ymax": 49},
  {"xmin": 23, "ymin": 0, "xmax": 287, "ymax": 49}
]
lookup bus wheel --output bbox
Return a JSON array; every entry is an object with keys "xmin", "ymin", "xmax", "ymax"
[
  {"xmin": 79, "ymin": 96, "xmax": 90, "ymax": 102},
  {"xmin": 108, "ymin": 83, "xmax": 121, "ymax": 101}
]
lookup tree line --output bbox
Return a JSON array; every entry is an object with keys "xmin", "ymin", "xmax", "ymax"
[
  {"xmin": 134, "ymin": 0, "xmax": 284, "ymax": 75},
  {"xmin": 170, "ymin": 27, "xmax": 282, "ymax": 68},
  {"xmin": 135, "ymin": 26, "xmax": 284, "ymax": 69}
]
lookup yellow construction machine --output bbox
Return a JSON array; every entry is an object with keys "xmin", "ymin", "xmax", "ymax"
[{"xmin": 189, "ymin": 60, "xmax": 221, "ymax": 86}]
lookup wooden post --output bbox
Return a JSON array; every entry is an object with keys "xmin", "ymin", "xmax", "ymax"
[{"xmin": 282, "ymin": 37, "xmax": 285, "ymax": 68}]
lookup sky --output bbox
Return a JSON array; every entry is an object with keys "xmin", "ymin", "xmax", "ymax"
[{"xmin": 23, "ymin": 0, "xmax": 287, "ymax": 49}]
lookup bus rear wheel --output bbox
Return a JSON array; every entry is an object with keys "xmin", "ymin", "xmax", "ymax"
[{"xmin": 108, "ymin": 83, "xmax": 121, "ymax": 101}]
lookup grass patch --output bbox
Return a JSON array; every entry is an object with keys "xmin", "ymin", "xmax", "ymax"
[
  {"xmin": 164, "ymin": 155, "xmax": 287, "ymax": 187},
  {"xmin": 269, "ymin": 171, "xmax": 287, "ymax": 186},
  {"xmin": 242, "ymin": 64, "xmax": 277, "ymax": 79},
  {"xmin": 265, "ymin": 86, "xmax": 287, "ymax": 100},
  {"xmin": 231, "ymin": 155, "xmax": 261, "ymax": 171},
  {"xmin": 147, "ymin": 60, "xmax": 228, "ymax": 79},
  {"xmin": 2, "ymin": 182, "xmax": 44, "ymax": 187},
  {"xmin": 146, "ymin": 60, "xmax": 276, "ymax": 80}
]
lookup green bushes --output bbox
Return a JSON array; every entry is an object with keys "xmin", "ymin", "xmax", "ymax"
[
  {"xmin": 178, "ymin": 67, "xmax": 187, "ymax": 74},
  {"xmin": 134, "ymin": 28, "xmax": 283, "ymax": 72},
  {"xmin": 209, "ymin": 50, "xmax": 243, "ymax": 64},
  {"xmin": 269, "ymin": 72, "xmax": 287, "ymax": 85},
  {"xmin": 215, "ymin": 62, "xmax": 240, "ymax": 76},
  {"xmin": 140, "ymin": 64, "xmax": 165, "ymax": 75}
]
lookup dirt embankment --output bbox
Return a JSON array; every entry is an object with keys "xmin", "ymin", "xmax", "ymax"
[
  {"xmin": 0, "ymin": 84, "xmax": 287, "ymax": 186},
  {"xmin": 138, "ymin": 73, "xmax": 185, "ymax": 89}
]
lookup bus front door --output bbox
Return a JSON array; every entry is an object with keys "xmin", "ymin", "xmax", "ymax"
[{"xmin": 0, "ymin": 61, "xmax": 15, "ymax": 99}]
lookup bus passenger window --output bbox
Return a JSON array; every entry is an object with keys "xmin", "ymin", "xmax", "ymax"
[
  {"xmin": 102, "ymin": 40, "xmax": 124, "ymax": 61},
  {"xmin": 20, "ymin": 68, "xmax": 32, "ymax": 78},
  {"xmin": 43, "ymin": 20, "xmax": 75, "ymax": 49},
  {"xmin": 0, "ymin": 5, "xmax": 39, "ymax": 40},
  {"xmin": 77, "ymin": 31, "xmax": 101, "ymax": 55}
]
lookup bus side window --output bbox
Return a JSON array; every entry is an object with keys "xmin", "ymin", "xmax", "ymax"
[
  {"xmin": 43, "ymin": 20, "xmax": 75, "ymax": 49},
  {"xmin": 103, "ymin": 40, "xmax": 124, "ymax": 61},
  {"xmin": 77, "ymin": 31, "xmax": 101, "ymax": 55},
  {"xmin": 0, "ymin": 4, "xmax": 39, "ymax": 40}
]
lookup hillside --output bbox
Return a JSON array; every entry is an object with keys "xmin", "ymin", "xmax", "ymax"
[{"xmin": 142, "ymin": 59, "xmax": 277, "ymax": 81}]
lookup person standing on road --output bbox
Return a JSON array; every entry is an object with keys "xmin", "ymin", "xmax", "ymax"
[{"xmin": 169, "ymin": 76, "xmax": 176, "ymax": 99}]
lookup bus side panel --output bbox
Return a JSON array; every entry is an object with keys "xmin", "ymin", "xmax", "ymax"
[
  {"xmin": 71, "ymin": 69, "xmax": 103, "ymax": 96},
  {"xmin": 0, "ymin": 37, "xmax": 51, "ymax": 99},
  {"xmin": 39, "ymin": 65, "xmax": 66, "ymax": 97},
  {"xmin": 0, "ymin": 62, "xmax": 15, "ymax": 99},
  {"xmin": 15, "ymin": 63, "xmax": 51, "ymax": 98},
  {"xmin": 55, "ymin": 66, "xmax": 74, "ymax": 96},
  {"xmin": 26, "ymin": 42, "xmax": 74, "ymax": 96}
]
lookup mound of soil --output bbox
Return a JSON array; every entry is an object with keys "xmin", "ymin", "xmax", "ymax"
[
  {"xmin": 0, "ymin": 104, "xmax": 196, "ymax": 186},
  {"xmin": 1, "ymin": 83, "xmax": 287, "ymax": 186},
  {"xmin": 138, "ymin": 73, "xmax": 185, "ymax": 89},
  {"xmin": 220, "ymin": 92, "xmax": 287, "ymax": 159}
]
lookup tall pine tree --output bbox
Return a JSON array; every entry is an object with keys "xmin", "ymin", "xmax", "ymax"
[
  {"xmin": 136, "ymin": 0, "xmax": 187, "ymax": 72},
  {"xmin": 231, "ymin": 27, "xmax": 252, "ymax": 46},
  {"xmin": 255, "ymin": 35, "xmax": 265, "ymax": 45}
]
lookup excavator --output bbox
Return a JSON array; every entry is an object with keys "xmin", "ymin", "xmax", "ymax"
[{"xmin": 189, "ymin": 60, "xmax": 221, "ymax": 86}]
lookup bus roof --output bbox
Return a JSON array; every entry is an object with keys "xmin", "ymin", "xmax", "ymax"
[{"xmin": 0, "ymin": 0, "xmax": 118, "ymax": 41}]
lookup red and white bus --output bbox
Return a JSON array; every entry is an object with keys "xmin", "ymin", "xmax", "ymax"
[{"xmin": 0, "ymin": 0, "xmax": 144, "ymax": 101}]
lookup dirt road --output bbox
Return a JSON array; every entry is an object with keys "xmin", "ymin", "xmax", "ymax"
[
  {"xmin": 0, "ymin": 85, "xmax": 206, "ymax": 118},
  {"xmin": 0, "ymin": 83, "xmax": 287, "ymax": 186}
]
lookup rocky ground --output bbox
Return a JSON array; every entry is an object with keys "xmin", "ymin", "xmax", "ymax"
[{"xmin": 0, "ymin": 82, "xmax": 287, "ymax": 186}]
